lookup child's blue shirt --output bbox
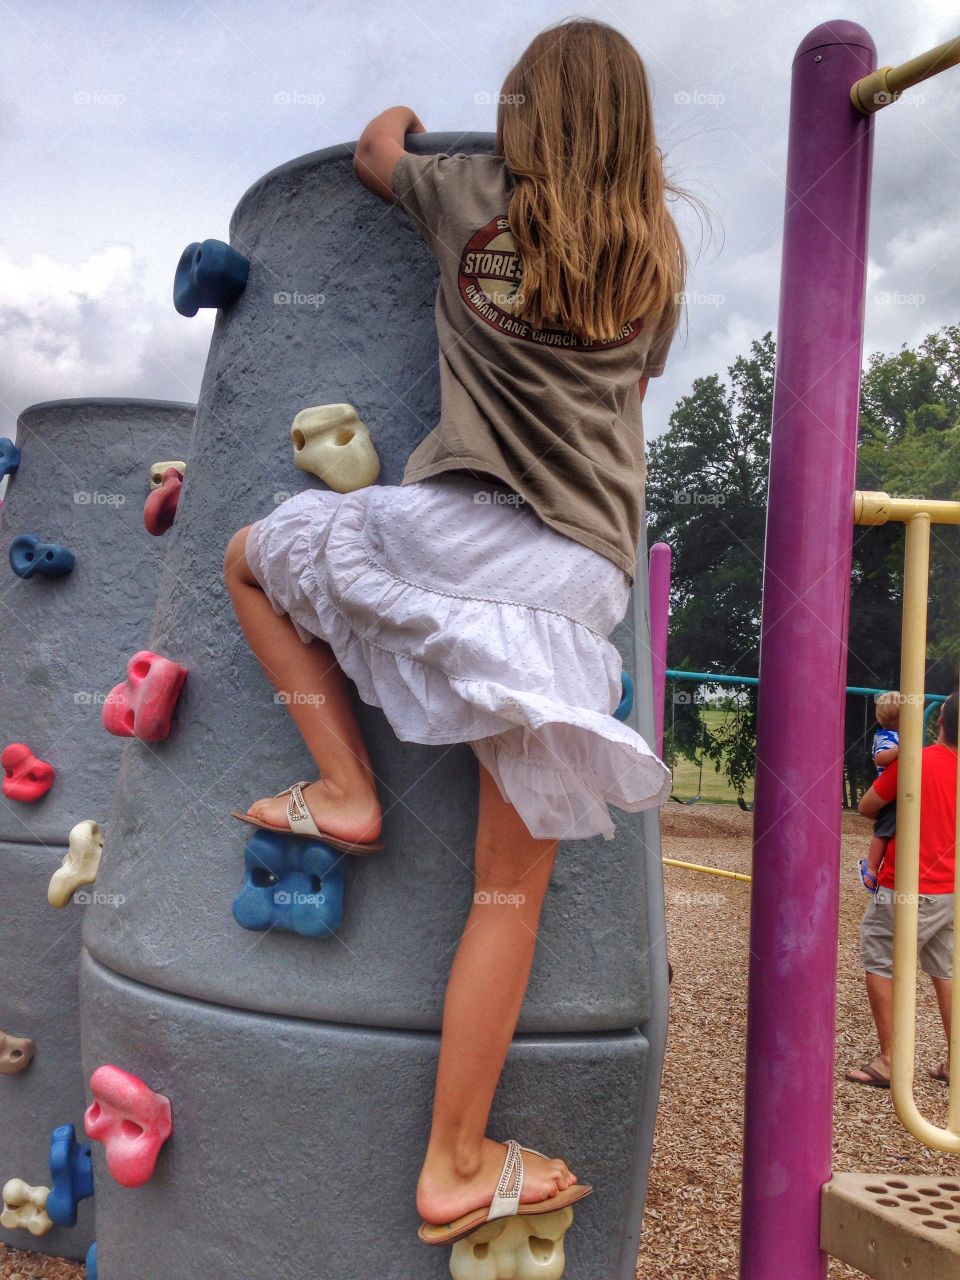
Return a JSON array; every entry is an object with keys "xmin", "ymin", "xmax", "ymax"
[{"xmin": 872, "ymin": 727, "xmax": 899, "ymax": 775}]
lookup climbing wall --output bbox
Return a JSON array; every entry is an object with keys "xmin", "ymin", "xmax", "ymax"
[
  {"xmin": 0, "ymin": 399, "xmax": 196, "ymax": 1260},
  {"xmin": 79, "ymin": 134, "xmax": 669, "ymax": 1279}
]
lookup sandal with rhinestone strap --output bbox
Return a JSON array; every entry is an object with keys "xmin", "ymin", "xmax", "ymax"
[
  {"xmin": 418, "ymin": 1138, "xmax": 593, "ymax": 1245},
  {"xmin": 230, "ymin": 780, "xmax": 384, "ymax": 855}
]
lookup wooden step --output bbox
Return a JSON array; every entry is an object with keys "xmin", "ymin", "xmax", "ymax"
[{"xmin": 821, "ymin": 1172, "xmax": 960, "ymax": 1278}]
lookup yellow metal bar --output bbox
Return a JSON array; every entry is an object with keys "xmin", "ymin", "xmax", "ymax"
[
  {"xmin": 854, "ymin": 490, "xmax": 960, "ymax": 527},
  {"xmin": 850, "ymin": 36, "xmax": 960, "ymax": 114},
  {"xmin": 662, "ymin": 856, "xmax": 752, "ymax": 884},
  {"xmin": 889, "ymin": 513, "xmax": 960, "ymax": 1152}
]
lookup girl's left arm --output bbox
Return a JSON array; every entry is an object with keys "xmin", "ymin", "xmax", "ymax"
[{"xmin": 354, "ymin": 106, "xmax": 427, "ymax": 203}]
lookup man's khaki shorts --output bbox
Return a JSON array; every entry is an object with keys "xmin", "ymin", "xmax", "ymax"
[{"xmin": 859, "ymin": 886, "xmax": 955, "ymax": 979}]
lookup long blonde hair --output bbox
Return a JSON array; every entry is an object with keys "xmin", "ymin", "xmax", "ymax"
[{"xmin": 496, "ymin": 18, "xmax": 692, "ymax": 344}]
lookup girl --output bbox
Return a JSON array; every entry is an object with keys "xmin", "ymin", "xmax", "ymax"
[{"xmin": 223, "ymin": 16, "xmax": 689, "ymax": 1246}]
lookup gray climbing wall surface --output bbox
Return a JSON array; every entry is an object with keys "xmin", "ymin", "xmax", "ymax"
[
  {"xmin": 0, "ymin": 399, "xmax": 196, "ymax": 1261},
  {"xmin": 79, "ymin": 135, "xmax": 669, "ymax": 1279},
  {"xmin": 0, "ymin": 399, "xmax": 197, "ymax": 842}
]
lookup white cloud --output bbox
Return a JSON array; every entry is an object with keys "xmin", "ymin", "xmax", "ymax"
[{"xmin": 0, "ymin": 244, "xmax": 209, "ymax": 436}]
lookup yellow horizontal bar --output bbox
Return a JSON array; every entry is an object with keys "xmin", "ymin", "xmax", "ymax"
[
  {"xmin": 851, "ymin": 35, "xmax": 960, "ymax": 113},
  {"xmin": 853, "ymin": 490, "xmax": 960, "ymax": 527},
  {"xmin": 662, "ymin": 856, "xmax": 752, "ymax": 884}
]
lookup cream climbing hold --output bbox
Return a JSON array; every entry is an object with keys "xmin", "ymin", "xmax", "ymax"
[
  {"xmin": 0, "ymin": 1030, "xmax": 34, "ymax": 1075},
  {"xmin": 48, "ymin": 819, "xmax": 104, "ymax": 908},
  {"xmin": 291, "ymin": 404, "xmax": 380, "ymax": 493},
  {"xmin": 149, "ymin": 460, "xmax": 186, "ymax": 489},
  {"xmin": 449, "ymin": 1206, "xmax": 575, "ymax": 1280},
  {"xmin": 0, "ymin": 1180, "xmax": 53, "ymax": 1236}
]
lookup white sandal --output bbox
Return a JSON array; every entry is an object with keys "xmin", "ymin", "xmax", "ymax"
[
  {"xmin": 418, "ymin": 1138, "xmax": 592, "ymax": 1245},
  {"xmin": 230, "ymin": 780, "xmax": 384, "ymax": 855}
]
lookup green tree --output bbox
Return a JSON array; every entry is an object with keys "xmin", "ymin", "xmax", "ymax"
[
  {"xmin": 646, "ymin": 333, "xmax": 774, "ymax": 796},
  {"xmin": 846, "ymin": 324, "xmax": 960, "ymax": 801},
  {"xmin": 648, "ymin": 324, "xmax": 960, "ymax": 805}
]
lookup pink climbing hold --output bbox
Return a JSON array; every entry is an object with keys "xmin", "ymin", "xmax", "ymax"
[
  {"xmin": 102, "ymin": 651, "xmax": 187, "ymax": 742},
  {"xmin": 143, "ymin": 467, "xmax": 184, "ymax": 536},
  {"xmin": 1, "ymin": 743, "xmax": 55, "ymax": 802},
  {"xmin": 83, "ymin": 1065, "xmax": 172, "ymax": 1188}
]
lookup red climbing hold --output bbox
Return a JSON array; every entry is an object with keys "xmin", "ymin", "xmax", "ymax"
[
  {"xmin": 143, "ymin": 466, "xmax": 184, "ymax": 536},
  {"xmin": 84, "ymin": 1065, "xmax": 172, "ymax": 1187},
  {"xmin": 102, "ymin": 651, "xmax": 187, "ymax": 742},
  {"xmin": 1, "ymin": 743, "xmax": 55, "ymax": 802}
]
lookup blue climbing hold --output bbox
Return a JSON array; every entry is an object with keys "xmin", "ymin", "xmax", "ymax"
[
  {"xmin": 47, "ymin": 1123, "xmax": 94, "ymax": 1227},
  {"xmin": 614, "ymin": 670, "xmax": 634, "ymax": 722},
  {"xmin": 174, "ymin": 238, "xmax": 250, "ymax": 317},
  {"xmin": 86, "ymin": 1242, "xmax": 98, "ymax": 1279},
  {"xmin": 9, "ymin": 534, "xmax": 75, "ymax": 579},
  {"xmin": 0, "ymin": 438, "xmax": 21, "ymax": 479},
  {"xmin": 232, "ymin": 829, "xmax": 346, "ymax": 938}
]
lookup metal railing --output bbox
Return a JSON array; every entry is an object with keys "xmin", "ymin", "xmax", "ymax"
[{"xmin": 854, "ymin": 491, "xmax": 960, "ymax": 1152}]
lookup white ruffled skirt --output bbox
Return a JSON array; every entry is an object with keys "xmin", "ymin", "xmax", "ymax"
[{"xmin": 244, "ymin": 472, "xmax": 671, "ymax": 841}]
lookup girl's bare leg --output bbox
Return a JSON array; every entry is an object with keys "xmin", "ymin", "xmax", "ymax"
[
  {"xmin": 416, "ymin": 760, "xmax": 578, "ymax": 1224},
  {"xmin": 223, "ymin": 525, "xmax": 381, "ymax": 843}
]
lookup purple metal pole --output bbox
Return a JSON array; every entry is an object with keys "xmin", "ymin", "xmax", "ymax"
[
  {"xmin": 739, "ymin": 23, "xmax": 876, "ymax": 1280},
  {"xmin": 648, "ymin": 541, "xmax": 671, "ymax": 757}
]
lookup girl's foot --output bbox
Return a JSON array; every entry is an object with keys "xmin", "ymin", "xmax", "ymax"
[
  {"xmin": 417, "ymin": 1137, "xmax": 578, "ymax": 1226},
  {"xmin": 859, "ymin": 858, "xmax": 879, "ymax": 892},
  {"xmin": 243, "ymin": 777, "xmax": 382, "ymax": 845}
]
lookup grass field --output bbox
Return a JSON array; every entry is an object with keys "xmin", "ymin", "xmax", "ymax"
[{"xmin": 667, "ymin": 705, "xmax": 755, "ymax": 806}]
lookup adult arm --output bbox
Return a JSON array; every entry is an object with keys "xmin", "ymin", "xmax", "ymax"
[{"xmin": 858, "ymin": 785, "xmax": 889, "ymax": 819}]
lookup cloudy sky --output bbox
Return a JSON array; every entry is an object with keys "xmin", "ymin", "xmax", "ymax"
[{"xmin": 2, "ymin": 0, "xmax": 957, "ymax": 455}]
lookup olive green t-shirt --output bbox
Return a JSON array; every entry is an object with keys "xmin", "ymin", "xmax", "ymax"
[{"xmin": 390, "ymin": 149, "xmax": 679, "ymax": 583}]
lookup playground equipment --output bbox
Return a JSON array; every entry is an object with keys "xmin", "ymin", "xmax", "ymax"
[
  {"xmin": 648, "ymin": 542, "xmax": 670, "ymax": 756},
  {"xmin": 143, "ymin": 465, "xmax": 185, "ymax": 535},
  {"xmin": 75, "ymin": 133, "xmax": 668, "ymax": 1279},
  {"xmin": 9, "ymin": 533, "xmax": 75, "ymax": 578},
  {"xmin": 290, "ymin": 402, "xmax": 382, "ymax": 491},
  {"xmin": 47, "ymin": 820, "xmax": 105, "ymax": 909},
  {"xmin": 853, "ymin": 492, "xmax": 960, "ymax": 1152},
  {"xmin": 173, "ymin": 238, "xmax": 249, "ymax": 317},
  {"xmin": 100, "ymin": 650, "xmax": 188, "ymax": 741},
  {"xmin": 0, "ymin": 398, "xmax": 195, "ymax": 1263},
  {"xmin": 1, "ymin": 743, "xmax": 55, "ymax": 802},
  {"xmin": 740, "ymin": 23, "xmax": 960, "ymax": 1280}
]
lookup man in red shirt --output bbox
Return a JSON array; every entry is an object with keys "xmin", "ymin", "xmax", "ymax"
[{"xmin": 846, "ymin": 690, "xmax": 958, "ymax": 1088}]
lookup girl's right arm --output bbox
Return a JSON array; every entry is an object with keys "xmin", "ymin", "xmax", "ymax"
[{"xmin": 354, "ymin": 106, "xmax": 427, "ymax": 204}]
